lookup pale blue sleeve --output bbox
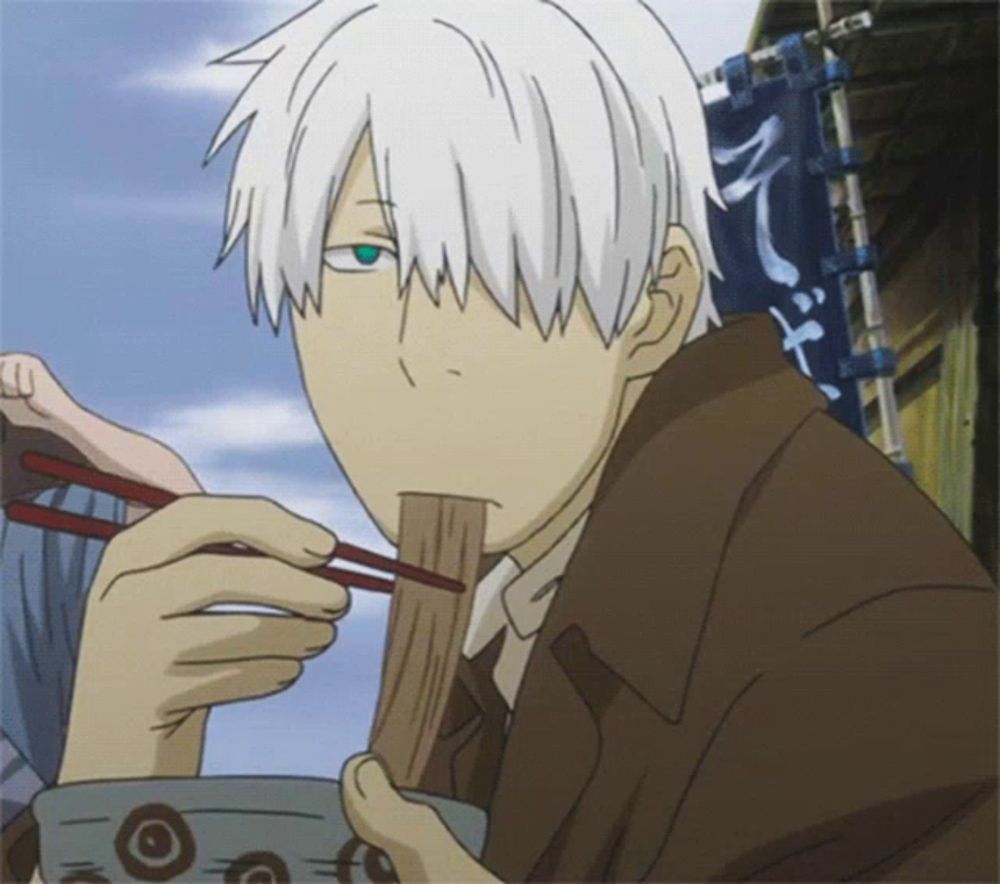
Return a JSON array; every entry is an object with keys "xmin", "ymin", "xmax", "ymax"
[{"xmin": 1, "ymin": 484, "xmax": 126, "ymax": 825}]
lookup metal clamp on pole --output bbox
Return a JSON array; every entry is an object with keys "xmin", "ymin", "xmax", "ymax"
[
  {"xmin": 778, "ymin": 33, "xmax": 813, "ymax": 89},
  {"xmin": 723, "ymin": 54, "xmax": 754, "ymax": 109},
  {"xmin": 808, "ymin": 146, "xmax": 864, "ymax": 177},
  {"xmin": 839, "ymin": 348, "xmax": 898, "ymax": 380},
  {"xmin": 777, "ymin": 33, "xmax": 852, "ymax": 90},
  {"xmin": 821, "ymin": 244, "xmax": 880, "ymax": 277}
]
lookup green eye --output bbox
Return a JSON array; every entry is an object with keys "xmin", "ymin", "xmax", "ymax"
[
  {"xmin": 323, "ymin": 243, "xmax": 396, "ymax": 273},
  {"xmin": 352, "ymin": 245, "xmax": 381, "ymax": 265}
]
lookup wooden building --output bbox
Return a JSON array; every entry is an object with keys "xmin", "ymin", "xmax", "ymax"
[{"xmin": 748, "ymin": 0, "xmax": 998, "ymax": 576}]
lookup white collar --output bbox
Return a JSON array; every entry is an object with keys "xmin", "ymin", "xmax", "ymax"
[{"xmin": 463, "ymin": 514, "xmax": 588, "ymax": 657}]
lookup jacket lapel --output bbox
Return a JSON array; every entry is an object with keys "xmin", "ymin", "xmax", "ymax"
[
  {"xmin": 418, "ymin": 656, "xmax": 484, "ymax": 799},
  {"xmin": 482, "ymin": 316, "xmax": 827, "ymax": 880},
  {"xmin": 482, "ymin": 628, "xmax": 600, "ymax": 881},
  {"xmin": 420, "ymin": 632, "xmax": 509, "ymax": 806}
]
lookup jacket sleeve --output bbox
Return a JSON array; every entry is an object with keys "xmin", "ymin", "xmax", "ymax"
[
  {"xmin": 1, "ymin": 806, "xmax": 39, "ymax": 883},
  {"xmin": 644, "ymin": 584, "xmax": 998, "ymax": 882}
]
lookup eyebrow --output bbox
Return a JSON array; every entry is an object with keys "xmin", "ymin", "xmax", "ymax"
[
  {"xmin": 363, "ymin": 228, "xmax": 396, "ymax": 243},
  {"xmin": 356, "ymin": 198, "xmax": 396, "ymax": 208}
]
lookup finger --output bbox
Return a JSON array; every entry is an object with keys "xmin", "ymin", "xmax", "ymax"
[
  {"xmin": 160, "ymin": 658, "xmax": 304, "ymax": 716},
  {"xmin": 21, "ymin": 364, "xmax": 35, "ymax": 398},
  {"xmin": 341, "ymin": 754, "xmax": 495, "ymax": 882},
  {"xmin": 94, "ymin": 495, "xmax": 338, "ymax": 594},
  {"xmin": 169, "ymin": 613, "xmax": 336, "ymax": 665},
  {"xmin": 342, "ymin": 754, "xmax": 438, "ymax": 852},
  {"xmin": 342, "ymin": 754, "xmax": 421, "ymax": 851},
  {"xmin": 1, "ymin": 357, "xmax": 27, "ymax": 397},
  {"xmin": 135, "ymin": 554, "xmax": 349, "ymax": 620},
  {"xmin": 0, "ymin": 359, "xmax": 13, "ymax": 396}
]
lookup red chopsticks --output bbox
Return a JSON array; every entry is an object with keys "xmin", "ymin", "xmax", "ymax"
[{"xmin": 5, "ymin": 451, "xmax": 465, "ymax": 597}]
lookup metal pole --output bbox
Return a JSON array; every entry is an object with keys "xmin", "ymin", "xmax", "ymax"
[{"xmin": 814, "ymin": 0, "xmax": 909, "ymax": 468}]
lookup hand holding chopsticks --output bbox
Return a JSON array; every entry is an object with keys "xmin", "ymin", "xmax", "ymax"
[
  {"xmin": 5, "ymin": 451, "xmax": 464, "ymax": 596},
  {"xmin": 10, "ymin": 450, "xmax": 468, "ymax": 783}
]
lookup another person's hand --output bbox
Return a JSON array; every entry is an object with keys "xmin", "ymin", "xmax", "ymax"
[
  {"xmin": 58, "ymin": 495, "xmax": 347, "ymax": 784},
  {"xmin": 0, "ymin": 351, "xmax": 202, "ymax": 499},
  {"xmin": 341, "ymin": 753, "xmax": 500, "ymax": 883},
  {"xmin": 0, "ymin": 352, "xmax": 82, "ymax": 431}
]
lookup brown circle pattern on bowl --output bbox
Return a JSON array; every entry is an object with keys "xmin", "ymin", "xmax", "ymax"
[
  {"xmin": 334, "ymin": 836, "xmax": 399, "ymax": 883},
  {"xmin": 223, "ymin": 850, "xmax": 291, "ymax": 884},
  {"xmin": 113, "ymin": 803, "xmax": 195, "ymax": 881}
]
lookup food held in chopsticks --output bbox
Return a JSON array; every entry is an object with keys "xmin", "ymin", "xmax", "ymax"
[{"xmin": 370, "ymin": 494, "xmax": 487, "ymax": 786}]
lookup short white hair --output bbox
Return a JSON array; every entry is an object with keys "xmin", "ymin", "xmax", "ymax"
[{"xmin": 206, "ymin": 0, "xmax": 724, "ymax": 343}]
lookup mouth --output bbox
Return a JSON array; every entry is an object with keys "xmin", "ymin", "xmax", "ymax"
[{"xmin": 397, "ymin": 490, "xmax": 503, "ymax": 509}]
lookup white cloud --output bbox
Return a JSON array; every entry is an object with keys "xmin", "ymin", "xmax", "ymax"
[
  {"xmin": 120, "ymin": 2, "xmax": 302, "ymax": 99},
  {"xmin": 143, "ymin": 391, "xmax": 326, "ymax": 464},
  {"xmin": 71, "ymin": 192, "xmax": 223, "ymax": 225},
  {"xmin": 120, "ymin": 38, "xmax": 253, "ymax": 98},
  {"xmin": 121, "ymin": 0, "xmax": 757, "ymax": 101}
]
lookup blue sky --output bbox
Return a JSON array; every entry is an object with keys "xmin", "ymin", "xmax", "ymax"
[{"xmin": 1, "ymin": 0, "xmax": 758, "ymax": 777}]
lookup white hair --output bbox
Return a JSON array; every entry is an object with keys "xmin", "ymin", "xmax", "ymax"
[{"xmin": 206, "ymin": 0, "xmax": 724, "ymax": 343}]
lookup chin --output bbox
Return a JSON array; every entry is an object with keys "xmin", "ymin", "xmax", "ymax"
[
  {"xmin": 367, "ymin": 487, "xmax": 510, "ymax": 546},
  {"xmin": 393, "ymin": 488, "xmax": 533, "ymax": 545},
  {"xmin": 482, "ymin": 507, "xmax": 541, "ymax": 555},
  {"xmin": 393, "ymin": 486, "xmax": 504, "ymax": 510}
]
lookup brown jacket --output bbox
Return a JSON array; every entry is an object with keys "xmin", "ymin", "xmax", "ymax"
[
  {"xmin": 3, "ymin": 315, "xmax": 997, "ymax": 881},
  {"xmin": 418, "ymin": 315, "xmax": 998, "ymax": 881}
]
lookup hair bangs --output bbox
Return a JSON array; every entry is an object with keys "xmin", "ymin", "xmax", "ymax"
[{"xmin": 207, "ymin": 0, "xmax": 723, "ymax": 342}]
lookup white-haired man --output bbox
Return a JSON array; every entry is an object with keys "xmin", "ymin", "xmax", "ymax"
[{"xmin": 4, "ymin": 1, "xmax": 995, "ymax": 881}]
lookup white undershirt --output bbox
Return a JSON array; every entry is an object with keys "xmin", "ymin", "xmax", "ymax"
[{"xmin": 462, "ymin": 515, "xmax": 589, "ymax": 710}]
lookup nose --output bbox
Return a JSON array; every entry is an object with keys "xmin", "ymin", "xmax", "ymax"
[
  {"xmin": 396, "ymin": 279, "xmax": 465, "ymax": 384},
  {"xmin": 396, "ymin": 284, "xmax": 417, "ymax": 387},
  {"xmin": 397, "ymin": 282, "xmax": 412, "ymax": 346},
  {"xmin": 398, "ymin": 356, "xmax": 417, "ymax": 388}
]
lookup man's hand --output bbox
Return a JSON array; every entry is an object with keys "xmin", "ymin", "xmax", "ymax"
[
  {"xmin": 58, "ymin": 495, "xmax": 346, "ymax": 784},
  {"xmin": 0, "ymin": 351, "xmax": 203, "ymax": 499},
  {"xmin": 341, "ymin": 753, "xmax": 499, "ymax": 883},
  {"xmin": 0, "ymin": 352, "xmax": 82, "ymax": 430}
]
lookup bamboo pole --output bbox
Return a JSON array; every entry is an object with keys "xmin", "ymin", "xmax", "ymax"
[{"xmin": 814, "ymin": 0, "xmax": 909, "ymax": 468}]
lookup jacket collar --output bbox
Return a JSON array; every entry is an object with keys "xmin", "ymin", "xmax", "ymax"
[
  {"xmin": 482, "ymin": 315, "xmax": 828, "ymax": 882},
  {"xmin": 464, "ymin": 514, "xmax": 588, "ymax": 658},
  {"xmin": 548, "ymin": 313, "xmax": 827, "ymax": 722}
]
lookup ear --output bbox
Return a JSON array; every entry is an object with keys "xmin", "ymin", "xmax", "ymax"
[{"xmin": 623, "ymin": 225, "xmax": 703, "ymax": 381}]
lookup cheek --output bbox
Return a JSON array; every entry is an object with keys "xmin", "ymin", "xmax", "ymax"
[
  {"xmin": 292, "ymin": 285, "xmax": 410, "ymax": 527},
  {"xmin": 480, "ymin": 347, "xmax": 623, "ymax": 488},
  {"xmin": 510, "ymin": 339, "xmax": 621, "ymax": 435},
  {"xmin": 477, "ymin": 364, "xmax": 617, "ymax": 551},
  {"xmin": 297, "ymin": 273, "xmax": 400, "ymax": 384},
  {"xmin": 293, "ymin": 310, "xmax": 385, "ymax": 478}
]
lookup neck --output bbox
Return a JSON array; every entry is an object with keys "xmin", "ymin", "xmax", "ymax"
[{"xmin": 508, "ymin": 375, "xmax": 651, "ymax": 571}]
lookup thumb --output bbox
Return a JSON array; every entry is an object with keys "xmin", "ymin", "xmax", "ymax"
[
  {"xmin": 341, "ymin": 753, "xmax": 499, "ymax": 883},
  {"xmin": 341, "ymin": 753, "xmax": 431, "ymax": 854}
]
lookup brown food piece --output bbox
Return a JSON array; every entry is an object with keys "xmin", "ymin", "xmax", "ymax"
[{"xmin": 369, "ymin": 495, "xmax": 486, "ymax": 787}]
